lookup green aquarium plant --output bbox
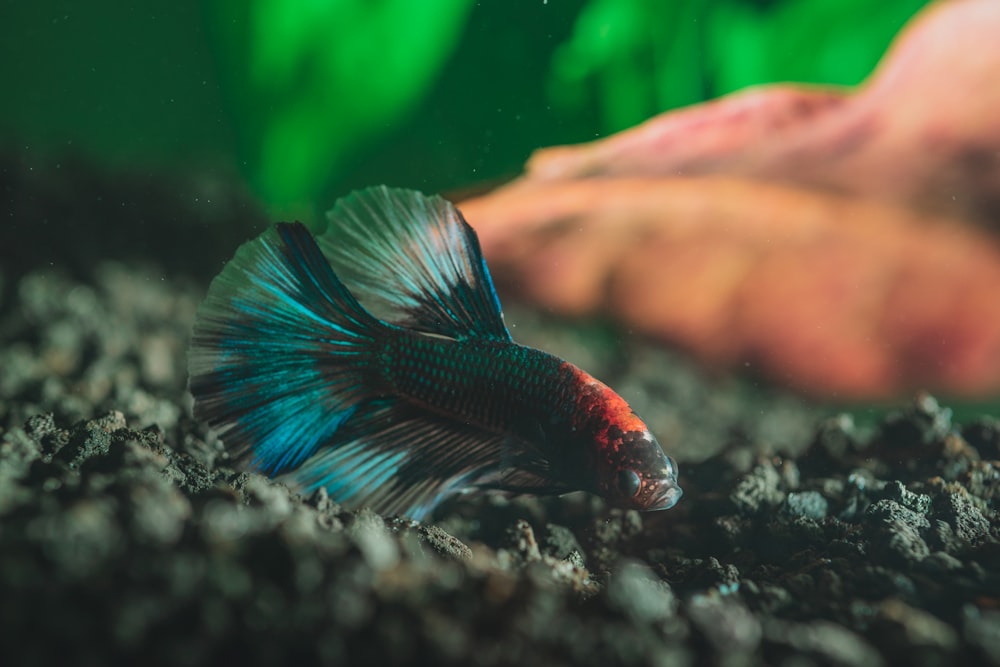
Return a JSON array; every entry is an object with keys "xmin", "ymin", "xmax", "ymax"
[
  {"xmin": 0, "ymin": 0, "xmax": 931, "ymax": 218},
  {"xmin": 547, "ymin": 0, "xmax": 930, "ymax": 134},
  {"xmin": 207, "ymin": 0, "xmax": 476, "ymax": 219}
]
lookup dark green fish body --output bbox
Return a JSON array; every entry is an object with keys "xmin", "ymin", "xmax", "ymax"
[
  {"xmin": 189, "ymin": 186, "xmax": 682, "ymax": 519},
  {"xmin": 380, "ymin": 333, "xmax": 567, "ymax": 434}
]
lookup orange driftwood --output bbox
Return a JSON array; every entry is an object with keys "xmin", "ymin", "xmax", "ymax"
[{"xmin": 460, "ymin": 0, "xmax": 1000, "ymax": 399}]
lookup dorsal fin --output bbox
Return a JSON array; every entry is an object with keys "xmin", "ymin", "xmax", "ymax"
[{"xmin": 316, "ymin": 186, "xmax": 512, "ymax": 342}]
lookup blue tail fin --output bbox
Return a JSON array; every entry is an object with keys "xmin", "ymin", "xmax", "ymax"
[{"xmin": 188, "ymin": 222, "xmax": 383, "ymax": 475}]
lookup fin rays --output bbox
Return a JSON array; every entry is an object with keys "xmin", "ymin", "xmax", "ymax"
[
  {"xmin": 317, "ymin": 186, "xmax": 511, "ymax": 342},
  {"xmin": 285, "ymin": 400, "xmax": 510, "ymax": 519},
  {"xmin": 189, "ymin": 222, "xmax": 381, "ymax": 475}
]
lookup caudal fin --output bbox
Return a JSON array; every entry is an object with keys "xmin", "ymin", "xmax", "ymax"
[{"xmin": 188, "ymin": 222, "xmax": 383, "ymax": 475}]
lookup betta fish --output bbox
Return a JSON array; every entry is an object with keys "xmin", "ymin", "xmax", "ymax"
[{"xmin": 188, "ymin": 186, "xmax": 682, "ymax": 520}]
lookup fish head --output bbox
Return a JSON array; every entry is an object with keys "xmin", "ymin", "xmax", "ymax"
[{"xmin": 594, "ymin": 425, "xmax": 683, "ymax": 512}]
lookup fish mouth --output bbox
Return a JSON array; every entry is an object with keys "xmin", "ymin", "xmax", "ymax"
[{"xmin": 644, "ymin": 482, "xmax": 683, "ymax": 511}]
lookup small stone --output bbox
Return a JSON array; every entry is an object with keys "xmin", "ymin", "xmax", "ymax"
[
  {"xmin": 865, "ymin": 500, "xmax": 931, "ymax": 564},
  {"xmin": 920, "ymin": 551, "xmax": 963, "ymax": 573},
  {"xmin": 879, "ymin": 480, "xmax": 932, "ymax": 514},
  {"xmin": 764, "ymin": 618, "xmax": 884, "ymax": 667},
  {"xmin": 606, "ymin": 561, "xmax": 676, "ymax": 623},
  {"xmin": 385, "ymin": 518, "xmax": 473, "ymax": 561},
  {"xmin": 344, "ymin": 509, "xmax": 399, "ymax": 571},
  {"xmin": 962, "ymin": 417, "xmax": 1000, "ymax": 459},
  {"xmin": 782, "ymin": 491, "xmax": 829, "ymax": 519},
  {"xmin": 543, "ymin": 523, "xmax": 585, "ymax": 562},
  {"xmin": 963, "ymin": 606, "xmax": 1000, "ymax": 664},
  {"xmin": 811, "ymin": 413, "xmax": 862, "ymax": 459},
  {"xmin": 731, "ymin": 461, "xmax": 786, "ymax": 515},
  {"xmin": 930, "ymin": 486, "xmax": 990, "ymax": 551},
  {"xmin": 503, "ymin": 519, "xmax": 541, "ymax": 563},
  {"xmin": 878, "ymin": 393, "xmax": 953, "ymax": 449},
  {"xmin": 876, "ymin": 599, "xmax": 959, "ymax": 653},
  {"xmin": 688, "ymin": 593, "xmax": 762, "ymax": 654}
]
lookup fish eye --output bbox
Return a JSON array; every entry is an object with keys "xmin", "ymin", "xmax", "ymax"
[{"xmin": 616, "ymin": 469, "xmax": 642, "ymax": 498}]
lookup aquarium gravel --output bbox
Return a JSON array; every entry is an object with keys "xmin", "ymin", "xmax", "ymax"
[{"xmin": 2, "ymin": 159, "xmax": 999, "ymax": 667}]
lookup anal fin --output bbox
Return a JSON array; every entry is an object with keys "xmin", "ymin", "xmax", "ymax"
[{"xmin": 280, "ymin": 400, "xmax": 512, "ymax": 520}]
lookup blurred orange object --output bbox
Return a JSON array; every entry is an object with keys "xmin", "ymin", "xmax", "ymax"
[{"xmin": 460, "ymin": 0, "xmax": 1000, "ymax": 400}]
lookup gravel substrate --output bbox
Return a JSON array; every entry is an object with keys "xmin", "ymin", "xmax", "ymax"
[{"xmin": 2, "ymin": 159, "xmax": 999, "ymax": 666}]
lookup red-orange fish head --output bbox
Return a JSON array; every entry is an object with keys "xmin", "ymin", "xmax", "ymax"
[
  {"xmin": 594, "ymin": 424, "xmax": 683, "ymax": 512},
  {"xmin": 564, "ymin": 364, "xmax": 682, "ymax": 511}
]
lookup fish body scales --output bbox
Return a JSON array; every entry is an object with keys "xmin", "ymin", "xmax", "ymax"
[{"xmin": 379, "ymin": 331, "xmax": 573, "ymax": 435}]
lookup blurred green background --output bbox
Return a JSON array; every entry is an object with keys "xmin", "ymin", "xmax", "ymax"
[{"xmin": 0, "ymin": 0, "xmax": 929, "ymax": 221}]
